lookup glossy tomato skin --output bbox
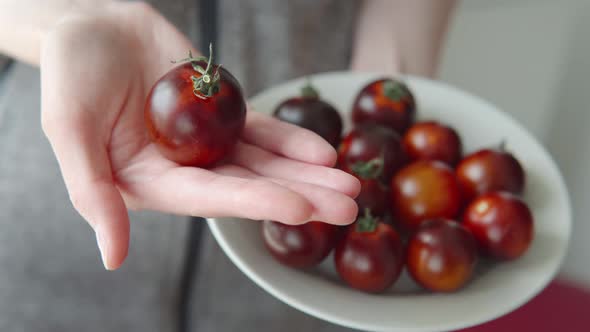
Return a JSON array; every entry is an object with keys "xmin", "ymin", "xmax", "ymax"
[
  {"xmin": 334, "ymin": 222, "xmax": 404, "ymax": 293},
  {"xmin": 355, "ymin": 178, "xmax": 390, "ymax": 218},
  {"xmin": 391, "ymin": 161, "xmax": 462, "ymax": 230},
  {"xmin": 463, "ymin": 192, "xmax": 534, "ymax": 260},
  {"xmin": 406, "ymin": 219, "xmax": 478, "ymax": 292},
  {"xmin": 456, "ymin": 148, "xmax": 525, "ymax": 202},
  {"xmin": 262, "ymin": 220, "xmax": 341, "ymax": 269},
  {"xmin": 273, "ymin": 97, "xmax": 343, "ymax": 147},
  {"xmin": 352, "ymin": 78, "xmax": 416, "ymax": 134},
  {"xmin": 402, "ymin": 121, "xmax": 462, "ymax": 166},
  {"xmin": 145, "ymin": 62, "xmax": 246, "ymax": 167},
  {"xmin": 338, "ymin": 125, "xmax": 406, "ymax": 184}
]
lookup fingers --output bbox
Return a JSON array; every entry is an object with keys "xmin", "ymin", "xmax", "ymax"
[
  {"xmin": 41, "ymin": 112, "xmax": 130, "ymax": 271},
  {"xmin": 231, "ymin": 141, "xmax": 361, "ymax": 198},
  {"xmin": 213, "ymin": 165, "xmax": 358, "ymax": 225},
  {"xmin": 122, "ymin": 166, "xmax": 316, "ymax": 225},
  {"xmin": 242, "ymin": 111, "xmax": 337, "ymax": 167}
]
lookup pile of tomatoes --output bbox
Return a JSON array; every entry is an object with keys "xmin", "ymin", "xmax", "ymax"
[{"xmin": 263, "ymin": 78, "xmax": 534, "ymax": 294}]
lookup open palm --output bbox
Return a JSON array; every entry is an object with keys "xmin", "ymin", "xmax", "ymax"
[{"xmin": 40, "ymin": 2, "xmax": 359, "ymax": 270}]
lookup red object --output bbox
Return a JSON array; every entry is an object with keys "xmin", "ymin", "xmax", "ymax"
[
  {"xmin": 335, "ymin": 218, "xmax": 404, "ymax": 293},
  {"xmin": 273, "ymin": 82, "xmax": 343, "ymax": 147},
  {"xmin": 463, "ymin": 192, "xmax": 534, "ymax": 260},
  {"xmin": 261, "ymin": 220, "xmax": 340, "ymax": 269},
  {"xmin": 145, "ymin": 60, "xmax": 247, "ymax": 167},
  {"xmin": 402, "ymin": 121, "xmax": 463, "ymax": 166},
  {"xmin": 406, "ymin": 219, "xmax": 478, "ymax": 292},
  {"xmin": 351, "ymin": 78, "xmax": 416, "ymax": 134},
  {"xmin": 391, "ymin": 160, "xmax": 462, "ymax": 230},
  {"xmin": 456, "ymin": 146, "xmax": 525, "ymax": 203},
  {"xmin": 458, "ymin": 279, "xmax": 590, "ymax": 332},
  {"xmin": 355, "ymin": 178, "xmax": 390, "ymax": 217},
  {"xmin": 338, "ymin": 125, "xmax": 406, "ymax": 184}
]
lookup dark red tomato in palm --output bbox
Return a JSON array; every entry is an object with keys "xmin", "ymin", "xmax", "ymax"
[
  {"xmin": 338, "ymin": 125, "xmax": 406, "ymax": 184},
  {"xmin": 145, "ymin": 46, "xmax": 246, "ymax": 167},
  {"xmin": 406, "ymin": 219, "xmax": 478, "ymax": 292},
  {"xmin": 334, "ymin": 210, "xmax": 404, "ymax": 293},
  {"xmin": 273, "ymin": 81, "xmax": 342, "ymax": 147},
  {"xmin": 456, "ymin": 143, "xmax": 525, "ymax": 202},
  {"xmin": 463, "ymin": 191, "xmax": 534, "ymax": 260},
  {"xmin": 402, "ymin": 121, "xmax": 462, "ymax": 166},
  {"xmin": 391, "ymin": 161, "xmax": 462, "ymax": 230},
  {"xmin": 262, "ymin": 220, "xmax": 341, "ymax": 269},
  {"xmin": 352, "ymin": 78, "xmax": 416, "ymax": 134}
]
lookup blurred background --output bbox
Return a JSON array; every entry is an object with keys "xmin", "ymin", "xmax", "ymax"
[{"xmin": 0, "ymin": 0, "xmax": 589, "ymax": 331}]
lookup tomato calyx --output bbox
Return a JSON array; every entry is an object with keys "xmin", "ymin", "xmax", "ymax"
[
  {"xmin": 383, "ymin": 79, "xmax": 408, "ymax": 101},
  {"xmin": 173, "ymin": 43, "xmax": 221, "ymax": 99},
  {"xmin": 356, "ymin": 208, "xmax": 378, "ymax": 233},
  {"xmin": 351, "ymin": 157, "xmax": 384, "ymax": 180},
  {"xmin": 300, "ymin": 77, "xmax": 320, "ymax": 99}
]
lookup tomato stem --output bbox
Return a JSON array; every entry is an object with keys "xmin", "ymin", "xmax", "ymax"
[
  {"xmin": 351, "ymin": 157, "xmax": 384, "ymax": 180},
  {"xmin": 300, "ymin": 77, "xmax": 320, "ymax": 99},
  {"xmin": 173, "ymin": 43, "xmax": 222, "ymax": 99},
  {"xmin": 498, "ymin": 140, "xmax": 507, "ymax": 151},
  {"xmin": 356, "ymin": 208, "xmax": 378, "ymax": 233},
  {"xmin": 383, "ymin": 79, "xmax": 407, "ymax": 101}
]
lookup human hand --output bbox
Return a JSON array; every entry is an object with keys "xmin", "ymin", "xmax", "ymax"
[
  {"xmin": 351, "ymin": 0, "xmax": 456, "ymax": 77},
  {"xmin": 40, "ymin": 2, "xmax": 360, "ymax": 270}
]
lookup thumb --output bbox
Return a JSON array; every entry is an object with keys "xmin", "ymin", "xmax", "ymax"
[
  {"xmin": 40, "ymin": 23, "xmax": 131, "ymax": 270},
  {"xmin": 41, "ymin": 110, "xmax": 130, "ymax": 271}
]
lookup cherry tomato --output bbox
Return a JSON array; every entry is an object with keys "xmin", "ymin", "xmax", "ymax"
[
  {"xmin": 402, "ymin": 121, "xmax": 462, "ymax": 166},
  {"xmin": 338, "ymin": 125, "xmax": 406, "ymax": 184},
  {"xmin": 391, "ymin": 161, "xmax": 462, "ymax": 230},
  {"xmin": 145, "ymin": 46, "xmax": 247, "ymax": 166},
  {"xmin": 463, "ymin": 191, "xmax": 534, "ymax": 260},
  {"xmin": 341, "ymin": 156, "xmax": 391, "ymax": 217},
  {"xmin": 334, "ymin": 211, "xmax": 404, "ymax": 293},
  {"xmin": 352, "ymin": 78, "xmax": 416, "ymax": 134},
  {"xmin": 406, "ymin": 219, "xmax": 478, "ymax": 292},
  {"xmin": 355, "ymin": 178, "xmax": 390, "ymax": 218},
  {"xmin": 456, "ymin": 143, "xmax": 525, "ymax": 202},
  {"xmin": 273, "ymin": 81, "xmax": 342, "ymax": 147},
  {"xmin": 262, "ymin": 220, "xmax": 341, "ymax": 269}
]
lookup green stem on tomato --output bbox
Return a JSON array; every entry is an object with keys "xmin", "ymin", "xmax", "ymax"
[
  {"xmin": 300, "ymin": 77, "xmax": 320, "ymax": 99},
  {"xmin": 356, "ymin": 208, "xmax": 378, "ymax": 233},
  {"xmin": 383, "ymin": 79, "xmax": 407, "ymax": 101},
  {"xmin": 173, "ymin": 43, "xmax": 221, "ymax": 99},
  {"xmin": 351, "ymin": 157, "xmax": 384, "ymax": 180}
]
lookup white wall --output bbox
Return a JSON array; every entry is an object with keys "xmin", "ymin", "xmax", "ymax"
[{"xmin": 439, "ymin": 0, "xmax": 590, "ymax": 285}]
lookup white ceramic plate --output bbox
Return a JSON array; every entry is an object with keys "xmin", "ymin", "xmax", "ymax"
[{"xmin": 207, "ymin": 72, "xmax": 572, "ymax": 332}]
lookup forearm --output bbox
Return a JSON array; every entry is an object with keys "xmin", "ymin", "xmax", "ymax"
[
  {"xmin": 0, "ymin": 0, "xmax": 114, "ymax": 65},
  {"xmin": 352, "ymin": 0, "xmax": 457, "ymax": 78}
]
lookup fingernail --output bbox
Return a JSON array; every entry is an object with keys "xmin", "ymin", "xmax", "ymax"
[{"xmin": 95, "ymin": 229, "xmax": 111, "ymax": 270}]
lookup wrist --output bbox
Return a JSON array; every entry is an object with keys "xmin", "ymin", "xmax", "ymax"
[{"xmin": 350, "ymin": 0, "xmax": 400, "ymax": 75}]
